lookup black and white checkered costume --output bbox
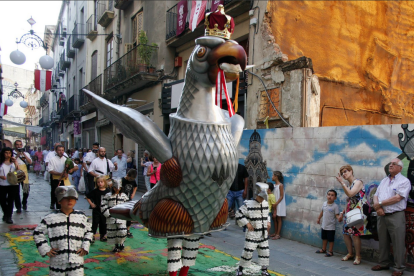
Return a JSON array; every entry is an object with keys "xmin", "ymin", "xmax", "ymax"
[
  {"xmin": 101, "ymin": 192, "xmax": 129, "ymax": 245},
  {"xmin": 33, "ymin": 210, "xmax": 93, "ymax": 276},
  {"xmin": 235, "ymin": 199, "xmax": 270, "ymax": 268},
  {"xmin": 166, "ymin": 236, "xmax": 201, "ymax": 272}
]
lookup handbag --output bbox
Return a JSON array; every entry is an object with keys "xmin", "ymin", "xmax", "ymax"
[
  {"xmin": 78, "ymin": 176, "xmax": 86, "ymax": 193},
  {"xmin": 346, "ymin": 208, "xmax": 364, "ymax": 228}
]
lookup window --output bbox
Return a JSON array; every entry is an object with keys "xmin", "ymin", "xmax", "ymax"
[
  {"xmin": 79, "ymin": 68, "xmax": 83, "ymax": 91},
  {"xmin": 132, "ymin": 11, "xmax": 143, "ymax": 44},
  {"xmin": 72, "ymin": 76, "xmax": 76, "ymax": 97},
  {"xmin": 91, "ymin": 51, "xmax": 98, "ymax": 79},
  {"xmin": 106, "ymin": 37, "xmax": 114, "ymax": 68}
]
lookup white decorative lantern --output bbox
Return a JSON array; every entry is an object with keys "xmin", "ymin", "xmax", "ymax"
[
  {"xmin": 10, "ymin": 49, "xmax": 26, "ymax": 65},
  {"xmin": 39, "ymin": 55, "xmax": 54, "ymax": 69},
  {"xmin": 20, "ymin": 101, "xmax": 28, "ymax": 108},
  {"xmin": 5, "ymin": 99, "xmax": 14, "ymax": 106}
]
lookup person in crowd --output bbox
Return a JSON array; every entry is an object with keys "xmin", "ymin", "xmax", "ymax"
[
  {"xmin": 45, "ymin": 143, "xmax": 69, "ymax": 182},
  {"xmin": 127, "ymin": 150, "xmax": 136, "ymax": 173},
  {"xmin": 0, "ymin": 147, "xmax": 20, "ymax": 224},
  {"xmin": 58, "ymin": 92, "xmax": 66, "ymax": 108},
  {"xmin": 33, "ymin": 186, "xmax": 93, "ymax": 275},
  {"xmin": 227, "ymin": 163, "xmax": 249, "ymax": 219},
  {"xmin": 141, "ymin": 153, "xmax": 153, "ymax": 191},
  {"xmin": 267, "ymin": 182, "xmax": 276, "ymax": 237},
  {"xmin": 86, "ymin": 175, "xmax": 110, "ymax": 243},
  {"xmin": 72, "ymin": 148, "xmax": 79, "ymax": 159},
  {"xmin": 83, "ymin": 148, "xmax": 88, "ymax": 157},
  {"xmin": 101, "ymin": 179, "xmax": 129, "ymax": 252},
  {"xmin": 272, "ymin": 171, "xmax": 286, "ymax": 240},
  {"xmin": 88, "ymin": 147, "xmax": 117, "ymax": 186},
  {"xmin": 33, "ymin": 154, "xmax": 42, "ymax": 177},
  {"xmin": 13, "ymin": 140, "xmax": 32, "ymax": 212},
  {"xmin": 35, "ymin": 148, "xmax": 44, "ymax": 176},
  {"xmin": 316, "ymin": 189, "xmax": 342, "ymax": 257},
  {"xmin": 48, "ymin": 145, "xmax": 78, "ymax": 209},
  {"xmin": 336, "ymin": 165, "xmax": 367, "ymax": 265},
  {"xmin": 29, "ymin": 146, "xmax": 36, "ymax": 171},
  {"xmin": 121, "ymin": 169, "xmax": 138, "ymax": 238},
  {"xmin": 72, "ymin": 158, "xmax": 82, "ymax": 191},
  {"xmin": 371, "ymin": 158, "xmax": 411, "ymax": 276},
  {"xmin": 42, "ymin": 147, "xmax": 50, "ymax": 179},
  {"xmin": 84, "ymin": 142, "xmax": 100, "ymax": 194},
  {"xmin": 111, "ymin": 149, "xmax": 127, "ymax": 179},
  {"xmin": 235, "ymin": 183, "xmax": 271, "ymax": 276},
  {"xmin": 147, "ymin": 156, "xmax": 161, "ymax": 189}
]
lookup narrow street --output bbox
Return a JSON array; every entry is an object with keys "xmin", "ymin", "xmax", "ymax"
[{"xmin": 0, "ymin": 172, "xmax": 412, "ymax": 276}]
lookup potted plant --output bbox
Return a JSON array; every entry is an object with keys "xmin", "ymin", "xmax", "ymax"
[{"xmin": 137, "ymin": 31, "xmax": 158, "ymax": 73}]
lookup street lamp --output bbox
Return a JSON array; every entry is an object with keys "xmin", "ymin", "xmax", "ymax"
[
  {"xmin": 9, "ymin": 17, "xmax": 54, "ymax": 70},
  {"xmin": 5, "ymin": 82, "xmax": 28, "ymax": 108}
]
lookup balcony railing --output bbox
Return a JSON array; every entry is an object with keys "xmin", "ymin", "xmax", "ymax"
[
  {"xmin": 60, "ymin": 50, "xmax": 70, "ymax": 70},
  {"xmin": 97, "ymin": 0, "xmax": 115, "ymax": 27},
  {"xmin": 40, "ymin": 94, "xmax": 49, "ymax": 107},
  {"xmin": 114, "ymin": 0, "xmax": 132, "ymax": 10},
  {"xmin": 57, "ymin": 104, "xmax": 68, "ymax": 120},
  {"xmin": 68, "ymin": 95, "xmax": 79, "ymax": 113},
  {"xmin": 78, "ymin": 88, "xmax": 89, "ymax": 108},
  {"xmin": 89, "ymin": 74, "xmax": 103, "ymax": 95},
  {"xmin": 66, "ymin": 36, "xmax": 75, "ymax": 58},
  {"xmin": 72, "ymin": 23, "xmax": 85, "ymax": 48},
  {"xmin": 166, "ymin": 0, "xmax": 252, "ymax": 43},
  {"xmin": 86, "ymin": 14, "xmax": 98, "ymax": 41},
  {"xmin": 104, "ymin": 44, "xmax": 158, "ymax": 92}
]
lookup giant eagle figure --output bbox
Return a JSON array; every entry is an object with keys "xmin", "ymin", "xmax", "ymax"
[{"xmin": 83, "ymin": 5, "xmax": 246, "ymax": 276}]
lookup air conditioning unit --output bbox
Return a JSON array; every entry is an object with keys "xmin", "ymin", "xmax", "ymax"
[
  {"xmin": 62, "ymin": 27, "xmax": 67, "ymax": 37},
  {"xmin": 59, "ymin": 37, "xmax": 65, "ymax": 46}
]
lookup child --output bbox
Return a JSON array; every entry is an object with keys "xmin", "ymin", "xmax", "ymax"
[
  {"xmin": 272, "ymin": 171, "xmax": 286, "ymax": 240},
  {"xmin": 266, "ymin": 182, "xmax": 277, "ymax": 238},
  {"xmin": 86, "ymin": 175, "xmax": 110, "ymax": 243},
  {"xmin": 72, "ymin": 158, "xmax": 81, "ymax": 191},
  {"xmin": 121, "ymin": 169, "xmax": 138, "ymax": 238},
  {"xmin": 316, "ymin": 189, "xmax": 342, "ymax": 257},
  {"xmin": 101, "ymin": 178, "xmax": 129, "ymax": 252},
  {"xmin": 235, "ymin": 183, "xmax": 271, "ymax": 276},
  {"xmin": 33, "ymin": 186, "xmax": 93, "ymax": 275},
  {"xmin": 33, "ymin": 155, "xmax": 42, "ymax": 177}
]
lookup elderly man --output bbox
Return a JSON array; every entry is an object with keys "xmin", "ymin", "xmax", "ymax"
[
  {"xmin": 88, "ymin": 147, "xmax": 118, "ymax": 184},
  {"xmin": 13, "ymin": 140, "xmax": 32, "ymax": 212},
  {"xmin": 111, "ymin": 149, "xmax": 127, "ymax": 179},
  {"xmin": 372, "ymin": 158, "xmax": 411, "ymax": 276}
]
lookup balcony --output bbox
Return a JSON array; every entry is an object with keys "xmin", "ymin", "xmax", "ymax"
[
  {"xmin": 60, "ymin": 50, "xmax": 71, "ymax": 70},
  {"xmin": 114, "ymin": 0, "xmax": 132, "ymax": 10},
  {"xmin": 166, "ymin": 0, "xmax": 253, "ymax": 47},
  {"xmin": 86, "ymin": 15, "xmax": 98, "ymax": 41},
  {"xmin": 66, "ymin": 36, "xmax": 75, "ymax": 58},
  {"xmin": 72, "ymin": 23, "xmax": 85, "ymax": 48},
  {"xmin": 57, "ymin": 104, "xmax": 68, "ymax": 122},
  {"xmin": 80, "ymin": 76, "xmax": 102, "ymax": 111},
  {"xmin": 40, "ymin": 93, "xmax": 49, "ymax": 107},
  {"xmin": 97, "ymin": 0, "xmax": 115, "ymax": 27},
  {"xmin": 103, "ymin": 44, "xmax": 159, "ymax": 96}
]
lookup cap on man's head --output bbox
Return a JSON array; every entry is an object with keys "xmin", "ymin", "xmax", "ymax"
[{"xmin": 55, "ymin": 186, "xmax": 78, "ymax": 202}]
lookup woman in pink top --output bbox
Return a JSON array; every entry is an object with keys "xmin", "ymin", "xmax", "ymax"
[{"xmin": 147, "ymin": 156, "xmax": 161, "ymax": 189}]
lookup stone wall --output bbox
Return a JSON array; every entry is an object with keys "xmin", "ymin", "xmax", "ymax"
[{"xmin": 239, "ymin": 124, "xmax": 408, "ymax": 256}]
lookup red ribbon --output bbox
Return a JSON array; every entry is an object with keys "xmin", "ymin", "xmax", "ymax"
[{"xmin": 215, "ymin": 68, "xmax": 235, "ymax": 117}]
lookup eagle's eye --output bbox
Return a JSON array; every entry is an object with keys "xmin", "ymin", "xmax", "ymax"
[{"xmin": 196, "ymin": 46, "xmax": 207, "ymax": 58}]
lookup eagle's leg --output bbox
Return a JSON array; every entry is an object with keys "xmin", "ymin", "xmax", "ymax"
[{"xmin": 210, "ymin": 198, "xmax": 229, "ymax": 230}]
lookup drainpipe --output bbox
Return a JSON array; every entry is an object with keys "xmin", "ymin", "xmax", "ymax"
[{"xmin": 301, "ymin": 68, "xmax": 307, "ymax": 127}]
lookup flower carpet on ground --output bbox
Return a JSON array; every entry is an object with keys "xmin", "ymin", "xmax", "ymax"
[{"xmin": 2, "ymin": 223, "xmax": 282, "ymax": 275}]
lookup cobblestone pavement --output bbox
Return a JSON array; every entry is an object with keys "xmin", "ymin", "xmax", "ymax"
[{"xmin": 1, "ymin": 172, "xmax": 414, "ymax": 276}]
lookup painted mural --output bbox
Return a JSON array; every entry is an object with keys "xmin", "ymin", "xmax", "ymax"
[{"xmin": 238, "ymin": 124, "xmax": 413, "ymax": 252}]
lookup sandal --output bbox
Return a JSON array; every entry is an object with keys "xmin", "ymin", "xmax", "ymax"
[
  {"xmin": 127, "ymin": 231, "xmax": 133, "ymax": 238},
  {"xmin": 100, "ymin": 237, "xmax": 107, "ymax": 242},
  {"xmin": 325, "ymin": 251, "xmax": 334, "ymax": 257},
  {"xmin": 315, "ymin": 249, "xmax": 326, "ymax": 254},
  {"xmin": 342, "ymin": 254, "xmax": 354, "ymax": 261},
  {"xmin": 353, "ymin": 256, "xmax": 361, "ymax": 265},
  {"xmin": 269, "ymin": 234, "xmax": 276, "ymax": 237},
  {"xmin": 272, "ymin": 235, "xmax": 280, "ymax": 240}
]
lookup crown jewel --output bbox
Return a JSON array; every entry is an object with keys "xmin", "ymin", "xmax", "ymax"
[{"xmin": 204, "ymin": 5, "xmax": 235, "ymax": 40}]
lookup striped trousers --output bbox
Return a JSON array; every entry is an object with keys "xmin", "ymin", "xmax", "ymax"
[
  {"xmin": 167, "ymin": 236, "xmax": 200, "ymax": 272},
  {"xmin": 239, "ymin": 237, "xmax": 269, "ymax": 268},
  {"xmin": 49, "ymin": 263, "xmax": 83, "ymax": 276},
  {"xmin": 107, "ymin": 222, "xmax": 127, "ymax": 245}
]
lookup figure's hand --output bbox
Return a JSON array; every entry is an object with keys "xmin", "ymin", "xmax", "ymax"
[
  {"xmin": 90, "ymin": 203, "xmax": 96, "ymax": 209},
  {"xmin": 246, "ymin": 223, "xmax": 254, "ymax": 232},
  {"xmin": 76, "ymin": 248, "xmax": 87, "ymax": 256},
  {"xmin": 317, "ymin": 218, "xmax": 320, "ymax": 224},
  {"xmin": 46, "ymin": 248, "xmax": 58, "ymax": 257},
  {"xmin": 377, "ymin": 208, "xmax": 385, "ymax": 216},
  {"xmin": 336, "ymin": 173, "xmax": 344, "ymax": 185},
  {"xmin": 272, "ymin": 212, "xmax": 277, "ymax": 219},
  {"xmin": 373, "ymin": 203, "xmax": 381, "ymax": 211},
  {"xmin": 242, "ymin": 190, "xmax": 247, "ymax": 199},
  {"xmin": 338, "ymin": 213, "xmax": 343, "ymax": 222}
]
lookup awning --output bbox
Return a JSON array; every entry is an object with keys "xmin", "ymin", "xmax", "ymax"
[
  {"xmin": 3, "ymin": 126, "xmax": 27, "ymax": 138},
  {"xmin": 0, "ymin": 118, "xmax": 43, "ymax": 133}
]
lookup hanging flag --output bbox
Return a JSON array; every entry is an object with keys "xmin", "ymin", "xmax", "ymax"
[
  {"xmin": 176, "ymin": 0, "xmax": 188, "ymax": 36},
  {"xmin": 73, "ymin": 121, "xmax": 81, "ymax": 137},
  {"xmin": 189, "ymin": 0, "xmax": 207, "ymax": 31},
  {"xmin": 0, "ymin": 103, "xmax": 8, "ymax": 116},
  {"xmin": 210, "ymin": 0, "xmax": 224, "ymax": 13},
  {"xmin": 34, "ymin": 69, "xmax": 52, "ymax": 92}
]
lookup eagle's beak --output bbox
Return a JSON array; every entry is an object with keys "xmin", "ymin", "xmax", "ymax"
[{"xmin": 207, "ymin": 40, "xmax": 247, "ymax": 84}]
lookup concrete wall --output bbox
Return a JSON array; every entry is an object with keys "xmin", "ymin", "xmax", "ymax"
[{"xmin": 239, "ymin": 124, "xmax": 408, "ymax": 256}]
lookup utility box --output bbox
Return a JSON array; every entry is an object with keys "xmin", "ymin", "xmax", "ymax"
[{"xmin": 174, "ymin": 57, "xmax": 182, "ymax": 67}]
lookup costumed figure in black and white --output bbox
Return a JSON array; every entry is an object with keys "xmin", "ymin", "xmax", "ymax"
[
  {"xmin": 33, "ymin": 186, "xmax": 93, "ymax": 276},
  {"xmin": 101, "ymin": 178, "xmax": 129, "ymax": 252},
  {"xmin": 235, "ymin": 183, "xmax": 271, "ymax": 276}
]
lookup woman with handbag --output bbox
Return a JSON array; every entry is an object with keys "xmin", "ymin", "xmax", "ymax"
[
  {"xmin": 336, "ymin": 165, "xmax": 368, "ymax": 265},
  {"xmin": 147, "ymin": 156, "xmax": 161, "ymax": 189}
]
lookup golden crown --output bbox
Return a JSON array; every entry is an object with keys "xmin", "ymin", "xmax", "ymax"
[{"xmin": 204, "ymin": 5, "xmax": 234, "ymax": 40}]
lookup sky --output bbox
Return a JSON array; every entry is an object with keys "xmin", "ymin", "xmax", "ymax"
[{"xmin": 0, "ymin": 1, "xmax": 62, "ymax": 71}]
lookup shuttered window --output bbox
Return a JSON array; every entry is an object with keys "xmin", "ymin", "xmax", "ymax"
[
  {"xmin": 99, "ymin": 123, "xmax": 114, "ymax": 158},
  {"xmin": 91, "ymin": 51, "xmax": 98, "ymax": 79},
  {"xmin": 132, "ymin": 11, "xmax": 143, "ymax": 45}
]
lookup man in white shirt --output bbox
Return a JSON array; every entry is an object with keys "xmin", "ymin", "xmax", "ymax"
[
  {"xmin": 13, "ymin": 140, "xmax": 32, "ymax": 212},
  {"xmin": 72, "ymin": 148, "xmax": 79, "ymax": 159},
  {"xmin": 88, "ymin": 147, "xmax": 118, "ymax": 183},
  {"xmin": 111, "ymin": 149, "xmax": 127, "ymax": 179},
  {"xmin": 48, "ymin": 145, "xmax": 78, "ymax": 209},
  {"xmin": 84, "ymin": 142, "xmax": 99, "ymax": 194},
  {"xmin": 372, "ymin": 158, "xmax": 411, "ymax": 275},
  {"xmin": 45, "ymin": 143, "xmax": 69, "ymax": 182}
]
